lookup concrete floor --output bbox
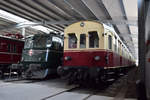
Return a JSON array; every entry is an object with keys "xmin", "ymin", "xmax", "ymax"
[{"xmin": 0, "ymin": 79, "xmax": 137, "ymax": 100}]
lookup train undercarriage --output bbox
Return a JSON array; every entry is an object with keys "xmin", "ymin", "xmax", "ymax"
[
  {"xmin": 57, "ymin": 65, "xmax": 135, "ymax": 85},
  {"xmin": 0, "ymin": 64, "xmax": 23, "ymax": 79}
]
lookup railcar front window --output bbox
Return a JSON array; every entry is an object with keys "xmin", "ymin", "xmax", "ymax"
[
  {"xmin": 89, "ymin": 31, "xmax": 99, "ymax": 48},
  {"xmin": 108, "ymin": 35, "xmax": 112, "ymax": 50},
  {"xmin": 68, "ymin": 33, "xmax": 77, "ymax": 48},
  {"xmin": 80, "ymin": 34, "xmax": 86, "ymax": 48}
]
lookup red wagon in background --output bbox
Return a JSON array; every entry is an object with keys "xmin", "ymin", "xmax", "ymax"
[{"xmin": 0, "ymin": 34, "xmax": 24, "ymax": 77}]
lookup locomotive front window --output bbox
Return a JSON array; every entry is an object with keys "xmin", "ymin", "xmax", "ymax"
[
  {"xmin": 88, "ymin": 31, "xmax": 99, "ymax": 48},
  {"xmin": 52, "ymin": 36, "xmax": 63, "ymax": 50},
  {"xmin": 46, "ymin": 39, "xmax": 52, "ymax": 47},
  {"xmin": 80, "ymin": 34, "xmax": 86, "ymax": 48},
  {"xmin": 33, "ymin": 36, "xmax": 47, "ymax": 48},
  {"xmin": 68, "ymin": 33, "xmax": 77, "ymax": 48},
  {"xmin": 24, "ymin": 37, "xmax": 33, "ymax": 49}
]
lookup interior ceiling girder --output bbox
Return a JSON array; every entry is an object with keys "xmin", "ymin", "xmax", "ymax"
[
  {"xmin": 21, "ymin": 0, "xmax": 68, "ymax": 21},
  {"xmin": 122, "ymin": 0, "xmax": 138, "ymax": 58},
  {"xmin": 120, "ymin": 34, "xmax": 137, "ymax": 38},
  {"xmin": 101, "ymin": 0, "xmax": 136, "ymax": 56},
  {"xmin": 48, "ymin": 0, "xmax": 84, "ymax": 20},
  {"xmin": 0, "ymin": 27, "xmax": 37, "ymax": 36},
  {"xmin": 0, "ymin": 0, "xmax": 65, "ymax": 32},
  {"xmin": 81, "ymin": 0, "xmax": 110, "ymax": 20},
  {"xmin": 65, "ymin": 0, "xmax": 98, "ymax": 20},
  {"xmin": 11, "ymin": 0, "xmax": 67, "ymax": 28},
  {"xmin": 0, "ymin": 19, "xmax": 136, "ymax": 30},
  {"xmin": 0, "ymin": 0, "xmax": 137, "ymax": 57}
]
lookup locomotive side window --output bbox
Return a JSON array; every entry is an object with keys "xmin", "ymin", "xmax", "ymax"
[
  {"xmin": 52, "ymin": 37, "xmax": 63, "ymax": 50},
  {"xmin": 13, "ymin": 45, "xmax": 16, "ymax": 53},
  {"xmin": 68, "ymin": 33, "xmax": 77, "ymax": 48},
  {"xmin": 33, "ymin": 36, "xmax": 47, "ymax": 48},
  {"xmin": 80, "ymin": 34, "xmax": 86, "ymax": 48},
  {"xmin": 108, "ymin": 35, "xmax": 112, "ymax": 50},
  {"xmin": 88, "ymin": 31, "xmax": 99, "ymax": 48},
  {"xmin": 46, "ymin": 38, "xmax": 52, "ymax": 47},
  {"xmin": 8, "ymin": 44, "xmax": 11, "ymax": 52},
  {"xmin": 0, "ymin": 41, "xmax": 1, "ymax": 50}
]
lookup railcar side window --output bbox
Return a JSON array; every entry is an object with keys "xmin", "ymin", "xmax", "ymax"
[
  {"xmin": 114, "ymin": 37, "xmax": 117, "ymax": 52},
  {"xmin": 118, "ymin": 41, "xmax": 121, "ymax": 54},
  {"xmin": 122, "ymin": 48, "xmax": 124, "ymax": 56},
  {"xmin": 88, "ymin": 31, "xmax": 99, "ymax": 48},
  {"xmin": 108, "ymin": 35, "xmax": 112, "ymax": 50},
  {"xmin": 68, "ymin": 33, "xmax": 77, "ymax": 48},
  {"xmin": 80, "ymin": 34, "xmax": 86, "ymax": 48}
]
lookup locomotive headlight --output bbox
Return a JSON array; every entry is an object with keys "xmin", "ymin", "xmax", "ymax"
[
  {"xmin": 64, "ymin": 56, "xmax": 71, "ymax": 61},
  {"xmin": 94, "ymin": 56, "xmax": 100, "ymax": 61}
]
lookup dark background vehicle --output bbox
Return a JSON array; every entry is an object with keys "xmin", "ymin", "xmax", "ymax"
[{"xmin": 18, "ymin": 33, "xmax": 63, "ymax": 79}]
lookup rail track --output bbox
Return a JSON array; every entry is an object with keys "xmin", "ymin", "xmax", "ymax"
[
  {"xmin": 41, "ymin": 67, "xmax": 137, "ymax": 100},
  {"xmin": 0, "ymin": 67, "xmax": 137, "ymax": 100}
]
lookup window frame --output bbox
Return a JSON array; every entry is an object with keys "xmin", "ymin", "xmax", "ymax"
[
  {"xmin": 108, "ymin": 35, "xmax": 112, "ymax": 50},
  {"xmin": 80, "ymin": 34, "xmax": 86, "ymax": 48},
  {"xmin": 68, "ymin": 33, "xmax": 77, "ymax": 49},
  {"xmin": 7, "ymin": 44, "xmax": 11, "ymax": 52},
  {"xmin": 88, "ymin": 31, "xmax": 99, "ymax": 48}
]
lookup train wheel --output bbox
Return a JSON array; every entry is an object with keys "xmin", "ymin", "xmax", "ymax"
[{"xmin": 67, "ymin": 72, "xmax": 74, "ymax": 85}]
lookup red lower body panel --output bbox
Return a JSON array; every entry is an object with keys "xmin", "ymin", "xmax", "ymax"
[
  {"xmin": 63, "ymin": 50, "xmax": 133, "ymax": 68},
  {"xmin": 0, "ymin": 53, "xmax": 21, "ymax": 64}
]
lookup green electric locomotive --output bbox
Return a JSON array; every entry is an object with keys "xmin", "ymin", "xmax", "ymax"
[{"xmin": 20, "ymin": 33, "xmax": 63, "ymax": 79}]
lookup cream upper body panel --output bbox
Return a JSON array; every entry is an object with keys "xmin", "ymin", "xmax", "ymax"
[
  {"xmin": 64, "ymin": 21, "xmax": 134, "ymax": 61},
  {"xmin": 64, "ymin": 21, "xmax": 104, "ymax": 50}
]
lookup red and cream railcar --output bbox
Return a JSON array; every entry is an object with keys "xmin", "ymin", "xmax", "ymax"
[
  {"xmin": 0, "ymin": 35, "xmax": 24, "ymax": 75},
  {"xmin": 58, "ymin": 21, "xmax": 135, "ymax": 83}
]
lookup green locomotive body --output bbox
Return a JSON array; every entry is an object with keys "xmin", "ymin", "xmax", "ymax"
[{"xmin": 21, "ymin": 33, "xmax": 63, "ymax": 79}]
